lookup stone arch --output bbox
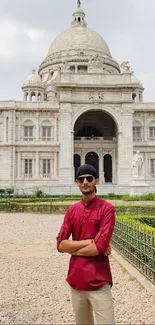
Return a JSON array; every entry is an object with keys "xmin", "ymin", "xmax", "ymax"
[
  {"xmin": 148, "ymin": 120, "xmax": 155, "ymax": 140},
  {"xmin": 104, "ymin": 154, "xmax": 112, "ymax": 183},
  {"xmin": 133, "ymin": 119, "xmax": 142, "ymax": 140},
  {"xmin": 133, "ymin": 119, "xmax": 142, "ymax": 127},
  {"xmin": 72, "ymin": 106, "xmax": 121, "ymax": 133},
  {"xmin": 85, "ymin": 152, "xmax": 99, "ymax": 176},
  {"xmin": 74, "ymin": 154, "xmax": 81, "ymax": 180},
  {"xmin": 31, "ymin": 92, "xmax": 36, "ymax": 101},
  {"xmin": 74, "ymin": 110, "xmax": 117, "ymax": 139},
  {"xmin": 23, "ymin": 119, "xmax": 34, "ymax": 126},
  {"xmin": 148, "ymin": 120, "xmax": 155, "ymax": 127},
  {"xmin": 41, "ymin": 119, "xmax": 52, "ymax": 126}
]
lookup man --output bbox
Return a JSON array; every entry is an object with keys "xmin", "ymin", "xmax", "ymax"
[{"xmin": 57, "ymin": 164, "xmax": 116, "ymax": 325}]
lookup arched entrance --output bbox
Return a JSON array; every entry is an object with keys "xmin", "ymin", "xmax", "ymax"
[
  {"xmin": 104, "ymin": 154, "xmax": 112, "ymax": 183},
  {"xmin": 74, "ymin": 154, "xmax": 81, "ymax": 180},
  {"xmin": 74, "ymin": 110, "xmax": 117, "ymax": 184},
  {"xmin": 85, "ymin": 152, "xmax": 99, "ymax": 177}
]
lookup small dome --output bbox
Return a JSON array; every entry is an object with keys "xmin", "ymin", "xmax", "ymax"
[{"xmin": 23, "ymin": 68, "xmax": 43, "ymax": 88}]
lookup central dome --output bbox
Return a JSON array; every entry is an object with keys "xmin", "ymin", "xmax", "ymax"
[
  {"xmin": 39, "ymin": 5, "xmax": 120, "ymax": 75},
  {"xmin": 48, "ymin": 26, "xmax": 111, "ymax": 57}
]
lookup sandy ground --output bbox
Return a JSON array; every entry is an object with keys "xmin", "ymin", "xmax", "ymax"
[{"xmin": 0, "ymin": 213, "xmax": 155, "ymax": 324}]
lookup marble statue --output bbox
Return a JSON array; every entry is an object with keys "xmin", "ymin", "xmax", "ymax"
[
  {"xmin": 120, "ymin": 61, "xmax": 131, "ymax": 73},
  {"xmin": 132, "ymin": 151, "xmax": 144, "ymax": 178},
  {"xmin": 89, "ymin": 54, "xmax": 102, "ymax": 69}
]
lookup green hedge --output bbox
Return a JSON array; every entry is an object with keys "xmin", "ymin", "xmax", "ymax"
[
  {"xmin": 1, "ymin": 192, "xmax": 155, "ymax": 202},
  {"xmin": 112, "ymin": 215, "xmax": 155, "ymax": 284},
  {"xmin": 1, "ymin": 202, "xmax": 155, "ymax": 215}
]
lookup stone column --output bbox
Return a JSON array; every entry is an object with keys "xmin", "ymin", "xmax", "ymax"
[
  {"xmin": 24, "ymin": 92, "xmax": 27, "ymax": 101},
  {"xmin": 36, "ymin": 90, "xmax": 38, "ymax": 101},
  {"xmin": 4, "ymin": 117, "xmax": 7, "ymax": 142},
  {"xmin": 112, "ymin": 148, "xmax": 117, "ymax": 185},
  {"xmin": 54, "ymin": 118, "xmax": 57, "ymax": 142},
  {"xmin": 117, "ymin": 110, "xmax": 133, "ymax": 185},
  {"xmin": 41, "ymin": 92, "xmax": 44, "ymax": 101},
  {"xmin": 18, "ymin": 116, "xmax": 21, "ymax": 141},
  {"xmin": 81, "ymin": 149, "xmax": 85, "ymax": 165},
  {"xmin": 17, "ymin": 152, "xmax": 21, "ymax": 178},
  {"xmin": 99, "ymin": 150, "xmax": 104, "ymax": 184},
  {"xmin": 36, "ymin": 152, "xmax": 39, "ymax": 178},
  {"xmin": 59, "ymin": 103, "xmax": 74, "ymax": 184},
  {"xmin": 28, "ymin": 91, "xmax": 31, "ymax": 102},
  {"xmin": 145, "ymin": 152, "xmax": 148, "ymax": 178},
  {"xmin": 54, "ymin": 152, "xmax": 57, "ymax": 177},
  {"xmin": 36, "ymin": 113, "xmax": 40, "ymax": 141}
]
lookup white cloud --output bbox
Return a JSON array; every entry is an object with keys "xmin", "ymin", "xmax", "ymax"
[
  {"xmin": 0, "ymin": 18, "xmax": 55, "ymax": 62},
  {"xmin": 0, "ymin": 20, "xmax": 18, "ymax": 59},
  {"xmin": 24, "ymin": 28, "xmax": 45, "ymax": 41}
]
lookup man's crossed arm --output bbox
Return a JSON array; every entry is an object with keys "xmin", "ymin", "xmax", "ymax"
[
  {"xmin": 57, "ymin": 204, "xmax": 115, "ymax": 257},
  {"xmin": 58, "ymin": 239, "xmax": 111, "ymax": 257}
]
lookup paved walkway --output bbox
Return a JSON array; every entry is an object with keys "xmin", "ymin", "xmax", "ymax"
[{"xmin": 0, "ymin": 213, "xmax": 154, "ymax": 324}]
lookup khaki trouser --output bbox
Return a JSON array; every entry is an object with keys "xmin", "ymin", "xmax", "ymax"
[{"xmin": 71, "ymin": 284, "xmax": 115, "ymax": 325}]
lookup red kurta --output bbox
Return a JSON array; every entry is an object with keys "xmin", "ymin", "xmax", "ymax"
[{"xmin": 57, "ymin": 196, "xmax": 115, "ymax": 291}]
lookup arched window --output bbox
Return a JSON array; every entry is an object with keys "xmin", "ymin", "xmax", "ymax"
[
  {"xmin": 23, "ymin": 120, "xmax": 34, "ymax": 141},
  {"xmin": 148, "ymin": 121, "xmax": 155, "ymax": 140},
  {"xmin": 104, "ymin": 154, "xmax": 112, "ymax": 183},
  {"xmin": 38, "ymin": 93, "xmax": 41, "ymax": 101},
  {"xmin": 41, "ymin": 120, "xmax": 53, "ymax": 141},
  {"xmin": 133, "ymin": 120, "xmax": 142, "ymax": 141},
  {"xmin": 31, "ymin": 92, "xmax": 36, "ymax": 101},
  {"xmin": 74, "ymin": 154, "xmax": 81, "ymax": 180},
  {"xmin": 85, "ymin": 152, "xmax": 99, "ymax": 176}
]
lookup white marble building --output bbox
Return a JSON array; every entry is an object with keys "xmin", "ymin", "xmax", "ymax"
[{"xmin": 0, "ymin": 2, "xmax": 155, "ymax": 195}]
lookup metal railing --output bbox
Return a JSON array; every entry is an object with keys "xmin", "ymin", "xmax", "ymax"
[{"xmin": 111, "ymin": 220, "xmax": 155, "ymax": 284}]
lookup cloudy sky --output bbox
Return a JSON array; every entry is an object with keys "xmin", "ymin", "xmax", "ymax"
[{"xmin": 0, "ymin": 0, "xmax": 155, "ymax": 101}]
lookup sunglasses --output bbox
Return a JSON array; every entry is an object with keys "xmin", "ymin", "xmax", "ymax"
[{"xmin": 77, "ymin": 175, "xmax": 94, "ymax": 183}]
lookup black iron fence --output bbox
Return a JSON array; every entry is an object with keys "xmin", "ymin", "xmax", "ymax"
[{"xmin": 112, "ymin": 219, "xmax": 155, "ymax": 284}]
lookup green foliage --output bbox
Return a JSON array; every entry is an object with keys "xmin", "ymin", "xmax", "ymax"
[
  {"xmin": 115, "ymin": 205, "xmax": 155, "ymax": 215},
  {"xmin": 33, "ymin": 188, "xmax": 44, "ymax": 198},
  {"xmin": 122, "ymin": 193, "xmax": 155, "ymax": 201},
  {"xmin": 112, "ymin": 215, "xmax": 155, "ymax": 284}
]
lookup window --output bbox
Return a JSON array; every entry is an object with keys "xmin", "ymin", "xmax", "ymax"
[
  {"xmin": 150, "ymin": 159, "xmax": 155, "ymax": 176},
  {"xmin": 42, "ymin": 126, "xmax": 51, "ymax": 141},
  {"xmin": 133, "ymin": 127, "xmax": 141, "ymax": 141},
  {"xmin": 43, "ymin": 159, "xmax": 51, "ymax": 177},
  {"xmin": 24, "ymin": 159, "xmax": 32, "ymax": 176},
  {"xmin": 149, "ymin": 127, "xmax": 155, "ymax": 140},
  {"xmin": 24, "ymin": 126, "xmax": 33, "ymax": 141}
]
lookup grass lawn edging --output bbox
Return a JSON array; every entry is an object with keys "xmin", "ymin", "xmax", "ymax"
[{"xmin": 1, "ymin": 202, "xmax": 155, "ymax": 215}]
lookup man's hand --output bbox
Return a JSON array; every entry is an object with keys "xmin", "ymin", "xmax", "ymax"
[{"xmin": 104, "ymin": 245, "xmax": 111, "ymax": 256}]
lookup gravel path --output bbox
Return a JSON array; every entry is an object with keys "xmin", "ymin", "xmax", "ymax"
[{"xmin": 0, "ymin": 213, "xmax": 154, "ymax": 325}]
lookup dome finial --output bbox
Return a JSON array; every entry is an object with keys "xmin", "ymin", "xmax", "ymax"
[{"xmin": 77, "ymin": 0, "xmax": 81, "ymax": 8}]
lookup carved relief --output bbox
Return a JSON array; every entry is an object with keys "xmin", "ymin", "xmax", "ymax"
[
  {"xmin": 88, "ymin": 92, "xmax": 94, "ymax": 100},
  {"xmin": 89, "ymin": 54, "xmax": 102, "ymax": 69},
  {"xmin": 88, "ymin": 91, "xmax": 104, "ymax": 101},
  {"xmin": 62, "ymin": 61, "xmax": 70, "ymax": 72},
  {"xmin": 98, "ymin": 92, "xmax": 104, "ymax": 100}
]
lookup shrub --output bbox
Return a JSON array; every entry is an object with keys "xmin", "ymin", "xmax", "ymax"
[{"xmin": 34, "ymin": 188, "xmax": 44, "ymax": 198}]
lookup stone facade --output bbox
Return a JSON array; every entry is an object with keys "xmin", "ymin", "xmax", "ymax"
[{"xmin": 0, "ymin": 4, "xmax": 155, "ymax": 195}]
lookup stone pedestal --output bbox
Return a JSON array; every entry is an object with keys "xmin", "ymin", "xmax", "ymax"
[{"xmin": 130, "ymin": 178, "xmax": 148, "ymax": 195}]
